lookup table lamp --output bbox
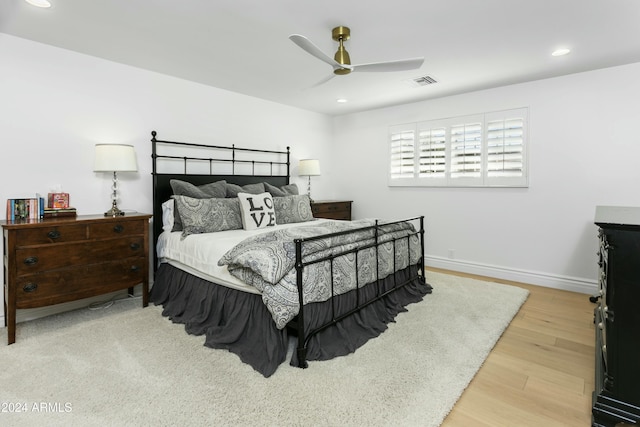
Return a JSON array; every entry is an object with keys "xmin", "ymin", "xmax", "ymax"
[{"xmin": 94, "ymin": 144, "xmax": 138, "ymax": 216}]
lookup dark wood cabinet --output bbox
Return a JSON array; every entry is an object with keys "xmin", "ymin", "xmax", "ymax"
[
  {"xmin": 592, "ymin": 206, "xmax": 640, "ymax": 426},
  {"xmin": 311, "ymin": 200, "xmax": 352, "ymax": 220},
  {"xmin": 2, "ymin": 213, "xmax": 151, "ymax": 344}
]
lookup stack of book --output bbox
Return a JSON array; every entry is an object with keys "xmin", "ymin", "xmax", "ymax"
[
  {"xmin": 6, "ymin": 195, "xmax": 77, "ymax": 221},
  {"xmin": 43, "ymin": 207, "xmax": 77, "ymax": 218},
  {"xmin": 44, "ymin": 192, "xmax": 76, "ymax": 218},
  {"xmin": 6, "ymin": 197, "xmax": 45, "ymax": 221}
]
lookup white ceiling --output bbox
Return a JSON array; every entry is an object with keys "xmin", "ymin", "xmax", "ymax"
[{"xmin": 2, "ymin": 0, "xmax": 640, "ymax": 116}]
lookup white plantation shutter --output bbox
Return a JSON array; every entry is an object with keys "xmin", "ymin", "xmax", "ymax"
[
  {"xmin": 417, "ymin": 126, "xmax": 446, "ymax": 178},
  {"xmin": 450, "ymin": 120, "xmax": 482, "ymax": 181},
  {"xmin": 485, "ymin": 109, "xmax": 527, "ymax": 186},
  {"xmin": 389, "ymin": 125, "xmax": 416, "ymax": 180},
  {"xmin": 389, "ymin": 108, "xmax": 528, "ymax": 187},
  {"xmin": 487, "ymin": 118, "xmax": 523, "ymax": 176}
]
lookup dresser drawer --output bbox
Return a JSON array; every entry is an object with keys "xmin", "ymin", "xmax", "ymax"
[
  {"xmin": 89, "ymin": 220, "xmax": 145, "ymax": 239},
  {"xmin": 311, "ymin": 201, "xmax": 352, "ymax": 220},
  {"xmin": 15, "ymin": 236, "xmax": 145, "ymax": 275},
  {"xmin": 312, "ymin": 202, "xmax": 351, "ymax": 214},
  {"xmin": 14, "ymin": 223, "xmax": 88, "ymax": 246},
  {"xmin": 15, "ymin": 258, "xmax": 146, "ymax": 308}
]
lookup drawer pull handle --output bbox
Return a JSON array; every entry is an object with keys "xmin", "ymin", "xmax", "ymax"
[
  {"xmin": 113, "ymin": 225, "xmax": 124, "ymax": 233},
  {"xmin": 47, "ymin": 230, "xmax": 61, "ymax": 240},
  {"xmin": 130, "ymin": 265, "xmax": 140, "ymax": 272},
  {"xmin": 23, "ymin": 256, "xmax": 39, "ymax": 266},
  {"xmin": 23, "ymin": 283, "xmax": 38, "ymax": 293},
  {"xmin": 130, "ymin": 243, "xmax": 141, "ymax": 251}
]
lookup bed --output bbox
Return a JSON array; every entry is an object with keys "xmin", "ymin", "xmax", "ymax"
[{"xmin": 149, "ymin": 131, "xmax": 432, "ymax": 377}]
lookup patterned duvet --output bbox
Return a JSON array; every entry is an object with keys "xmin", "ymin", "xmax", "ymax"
[{"xmin": 218, "ymin": 218, "xmax": 421, "ymax": 328}]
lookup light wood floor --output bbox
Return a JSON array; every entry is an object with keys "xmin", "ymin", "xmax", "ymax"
[{"xmin": 431, "ymin": 268, "xmax": 596, "ymax": 427}]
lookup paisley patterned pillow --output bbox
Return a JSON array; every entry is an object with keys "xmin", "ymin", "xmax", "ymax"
[
  {"xmin": 169, "ymin": 179, "xmax": 227, "ymax": 231},
  {"xmin": 173, "ymin": 195, "xmax": 242, "ymax": 238},
  {"xmin": 273, "ymin": 194, "xmax": 314, "ymax": 224}
]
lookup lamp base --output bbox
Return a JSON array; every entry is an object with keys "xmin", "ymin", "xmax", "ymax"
[
  {"xmin": 104, "ymin": 207, "xmax": 126, "ymax": 217},
  {"xmin": 104, "ymin": 199, "xmax": 125, "ymax": 217},
  {"xmin": 104, "ymin": 172, "xmax": 126, "ymax": 216}
]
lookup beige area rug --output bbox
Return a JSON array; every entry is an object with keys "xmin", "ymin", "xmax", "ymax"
[{"xmin": 0, "ymin": 271, "xmax": 528, "ymax": 427}]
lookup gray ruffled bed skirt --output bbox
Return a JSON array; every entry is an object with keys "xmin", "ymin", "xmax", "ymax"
[{"xmin": 150, "ymin": 263, "xmax": 431, "ymax": 377}]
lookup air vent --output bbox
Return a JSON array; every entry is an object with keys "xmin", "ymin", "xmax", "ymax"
[{"xmin": 405, "ymin": 75, "xmax": 438, "ymax": 87}]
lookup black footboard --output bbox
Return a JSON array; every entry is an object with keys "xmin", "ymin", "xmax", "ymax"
[{"xmin": 292, "ymin": 216, "xmax": 429, "ymax": 368}]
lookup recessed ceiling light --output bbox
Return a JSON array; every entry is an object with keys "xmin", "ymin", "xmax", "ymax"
[
  {"xmin": 25, "ymin": 0, "xmax": 51, "ymax": 7},
  {"xmin": 552, "ymin": 48, "xmax": 571, "ymax": 57},
  {"xmin": 336, "ymin": 98, "xmax": 348, "ymax": 103}
]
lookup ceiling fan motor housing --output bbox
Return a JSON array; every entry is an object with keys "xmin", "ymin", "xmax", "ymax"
[{"xmin": 332, "ymin": 26, "xmax": 352, "ymax": 75}]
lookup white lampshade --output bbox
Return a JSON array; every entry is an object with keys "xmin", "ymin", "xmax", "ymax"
[
  {"xmin": 298, "ymin": 159, "xmax": 321, "ymax": 176},
  {"xmin": 94, "ymin": 144, "xmax": 138, "ymax": 172}
]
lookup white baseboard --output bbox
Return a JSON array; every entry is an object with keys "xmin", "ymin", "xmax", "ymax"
[{"xmin": 426, "ymin": 256, "xmax": 598, "ymax": 295}]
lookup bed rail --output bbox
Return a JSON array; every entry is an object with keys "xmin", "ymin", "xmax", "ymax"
[{"xmin": 292, "ymin": 216, "xmax": 427, "ymax": 368}]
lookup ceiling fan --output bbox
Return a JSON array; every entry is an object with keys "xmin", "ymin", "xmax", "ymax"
[{"xmin": 289, "ymin": 26, "xmax": 425, "ymax": 87}]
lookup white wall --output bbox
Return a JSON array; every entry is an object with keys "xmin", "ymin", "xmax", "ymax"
[
  {"xmin": 332, "ymin": 62, "xmax": 640, "ymax": 293},
  {"xmin": 4, "ymin": 31, "xmax": 640, "ymax": 329},
  {"xmin": 0, "ymin": 34, "xmax": 334, "ymax": 324}
]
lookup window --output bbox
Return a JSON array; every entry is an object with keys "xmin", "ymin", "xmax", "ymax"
[{"xmin": 389, "ymin": 108, "xmax": 528, "ymax": 187}]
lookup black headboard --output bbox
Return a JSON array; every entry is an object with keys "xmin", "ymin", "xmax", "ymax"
[{"xmin": 151, "ymin": 131, "xmax": 290, "ymax": 266}]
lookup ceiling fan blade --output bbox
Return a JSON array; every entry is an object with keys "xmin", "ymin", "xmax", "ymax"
[
  {"xmin": 307, "ymin": 74, "xmax": 336, "ymax": 89},
  {"xmin": 289, "ymin": 34, "xmax": 351, "ymax": 71},
  {"xmin": 351, "ymin": 57, "xmax": 425, "ymax": 73}
]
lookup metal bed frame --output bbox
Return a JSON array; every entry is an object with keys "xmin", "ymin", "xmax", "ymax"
[
  {"xmin": 292, "ymin": 217, "xmax": 426, "ymax": 367},
  {"xmin": 150, "ymin": 130, "xmax": 429, "ymax": 370}
]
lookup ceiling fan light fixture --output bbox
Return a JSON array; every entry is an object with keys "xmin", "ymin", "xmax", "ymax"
[{"xmin": 333, "ymin": 66, "xmax": 351, "ymax": 76}]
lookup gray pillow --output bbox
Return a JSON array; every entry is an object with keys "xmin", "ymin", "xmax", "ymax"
[
  {"xmin": 273, "ymin": 194, "xmax": 313, "ymax": 224},
  {"xmin": 225, "ymin": 182, "xmax": 265, "ymax": 198},
  {"xmin": 264, "ymin": 182, "xmax": 299, "ymax": 197},
  {"xmin": 169, "ymin": 179, "xmax": 227, "ymax": 231},
  {"xmin": 170, "ymin": 179, "xmax": 227, "ymax": 199},
  {"xmin": 173, "ymin": 195, "xmax": 242, "ymax": 238}
]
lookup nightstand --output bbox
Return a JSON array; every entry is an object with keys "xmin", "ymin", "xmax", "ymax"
[
  {"xmin": 2, "ymin": 213, "xmax": 151, "ymax": 344},
  {"xmin": 311, "ymin": 200, "xmax": 352, "ymax": 220}
]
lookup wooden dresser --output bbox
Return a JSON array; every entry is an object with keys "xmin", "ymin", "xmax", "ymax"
[
  {"xmin": 311, "ymin": 200, "xmax": 352, "ymax": 220},
  {"xmin": 592, "ymin": 206, "xmax": 640, "ymax": 426},
  {"xmin": 2, "ymin": 213, "xmax": 151, "ymax": 344}
]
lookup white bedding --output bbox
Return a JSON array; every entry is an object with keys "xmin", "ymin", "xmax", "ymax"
[{"xmin": 156, "ymin": 219, "xmax": 330, "ymax": 294}]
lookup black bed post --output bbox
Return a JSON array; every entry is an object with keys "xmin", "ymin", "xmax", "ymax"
[
  {"xmin": 420, "ymin": 215, "xmax": 426, "ymax": 283},
  {"xmin": 294, "ymin": 238, "xmax": 308, "ymax": 368},
  {"xmin": 151, "ymin": 131, "xmax": 159, "ymax": 273},
  {"xmin": 286, "ymin": 146, "xmax": 290, "ymax": 184}
]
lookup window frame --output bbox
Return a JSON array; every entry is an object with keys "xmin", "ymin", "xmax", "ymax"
[{"xmin": 388, "ymin": 108, "xmax": 528, "ymax": 188}]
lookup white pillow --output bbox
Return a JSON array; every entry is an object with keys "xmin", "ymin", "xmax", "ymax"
[
  {"xmin": 161, "ymin": 199, "xmax": 175, "ymax": 231},
  {"xmin": 237, "ymin": 192, "xmax": 277, "ymax": 230}
]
